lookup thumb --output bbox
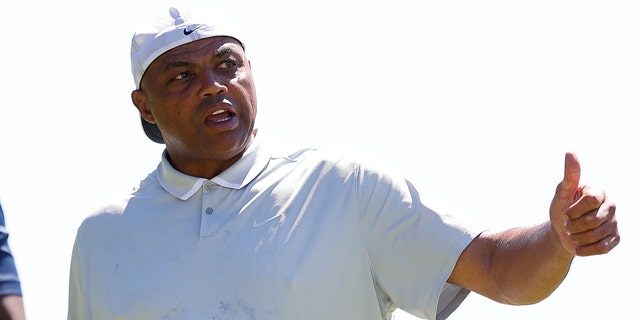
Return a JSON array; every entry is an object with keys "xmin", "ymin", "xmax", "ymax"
[{"xmin": 551, "ymin": 152, "xmax": 581, "ymax": 217}]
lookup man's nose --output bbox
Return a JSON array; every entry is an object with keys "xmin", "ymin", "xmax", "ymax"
[{"xmin": 199, "ymin": 69, "xmax": 228, "ymax": 98}]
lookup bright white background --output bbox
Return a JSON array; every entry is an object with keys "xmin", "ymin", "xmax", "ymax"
[{"xmin": 1, "ymin": 1, "xmax": 637, "ymax": 319}]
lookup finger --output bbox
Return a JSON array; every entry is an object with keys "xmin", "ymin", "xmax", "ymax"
[
  {"xmin": 550, "ymin": 152, "xmax": 581, "ymax": 218},
  {"xmin": 564, "ymin": 186, "xmax": 606, "ymax": 221},
  {"xmin": 565, "ymin": 215, "xmax": 610, "ymax": 243},
  {"xmin": 559, "ymin": 152, "xmax": 581, "ymax": 201},
  {"xmin": 574, "ymin": 233, "xmax": 621, "ymax": 256},
  {"xmin": 565, "ymin": 197, "xmax": 613, "ymax": 233}
]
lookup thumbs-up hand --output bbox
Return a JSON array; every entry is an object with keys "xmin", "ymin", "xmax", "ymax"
[{"xmin": 550, "ymin": 152, "xmax": 620, "ymax": 256}]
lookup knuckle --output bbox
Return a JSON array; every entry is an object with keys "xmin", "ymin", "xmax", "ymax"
[
  {"xmin": 582, "ymin": 192, "xmax": 603, "ymax": 208},
  {"xmin": 582, "ymin": 213, "xmax": 598, "ymax": 226},
  {"xmin": 607, "ymin": 201, "xmax": 617, "ymax": 213}
]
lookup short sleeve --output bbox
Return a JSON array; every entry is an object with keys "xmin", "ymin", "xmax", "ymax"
[{"xmin": 356, "ymin": 163, "xmax": 478, "ymax": 319}]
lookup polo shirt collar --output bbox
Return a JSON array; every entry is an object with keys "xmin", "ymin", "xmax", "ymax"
[{"xmin": 157, "ymin": 137, "xmax": 269, "ymax": 200}]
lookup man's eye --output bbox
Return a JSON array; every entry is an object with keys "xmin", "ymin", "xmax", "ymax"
[
  {"xmin": 174, "ymin": 72, "xmax": 190, "ymax": 80},
  {"xmin": 219, "ymin": 61, "xmax": 238, "ymax": 69}
]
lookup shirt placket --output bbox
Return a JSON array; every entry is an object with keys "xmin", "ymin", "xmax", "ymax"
[{"xmin": 200, "ymin": 181, "xmax": 221, "ymax": 238}]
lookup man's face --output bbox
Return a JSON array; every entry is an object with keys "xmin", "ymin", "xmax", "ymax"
[{"xmin": 133, "ymin": 37, "xmax": 257, "ymax": 177}]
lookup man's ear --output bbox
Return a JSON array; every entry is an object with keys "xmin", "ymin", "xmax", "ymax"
[{"xmin": 131, "ymin": 89, "xmax": 156, "ymax": 123}]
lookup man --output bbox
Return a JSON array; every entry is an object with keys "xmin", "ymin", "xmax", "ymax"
[
  {"xmin": 0, "ymin": 204, "xmax": 25, "ymax": 320},
  {"xmin": 68, "ymin": 7, "xmax": 619, "ymax": 320}
]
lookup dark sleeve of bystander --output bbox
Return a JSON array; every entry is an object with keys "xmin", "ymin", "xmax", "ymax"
[{"xmin": 0, "ymin": 203, "xmax": 25, "ymax": 320}]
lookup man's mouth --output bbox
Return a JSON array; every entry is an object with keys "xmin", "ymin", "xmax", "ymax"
[{"xmin": 208, "ymin": 109, "xmax": 233, "ymax": 123}]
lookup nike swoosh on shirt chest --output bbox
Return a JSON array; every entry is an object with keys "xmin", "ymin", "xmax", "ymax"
[{"xmin": 251, "ymin": 212, "xmax": 286, "ymax": 229}]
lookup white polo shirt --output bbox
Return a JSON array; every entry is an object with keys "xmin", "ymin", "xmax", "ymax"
[{"xmin": 68, "ymin": 137, "xmax": 479, "ymax": 320}]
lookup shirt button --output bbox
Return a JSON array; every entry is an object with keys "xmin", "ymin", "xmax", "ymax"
[
  {"xmin": 205, "ymin": 207, "xmax": 214, "ymax": 215},
  {"xmin": 204, "ymin": 182, "xmax": 214, "ymax": 191}
]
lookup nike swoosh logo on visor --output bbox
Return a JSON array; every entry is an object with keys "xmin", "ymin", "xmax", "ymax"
[{"xmin": 183, "ymin": 24, "xmax": 204, "ymax": 35}]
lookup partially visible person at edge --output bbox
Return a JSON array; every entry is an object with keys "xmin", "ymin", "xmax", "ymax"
[
  {"xmin": 0, "ymin": 203, "xmax": 25, "ymax": 320},
  {"xmin": 67, "ymin": 7, "xmax": 620, "ymax": 320}
]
